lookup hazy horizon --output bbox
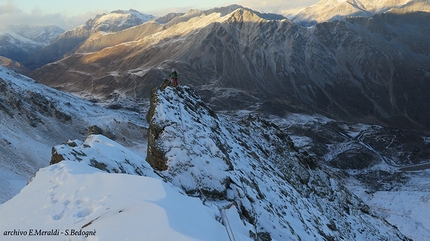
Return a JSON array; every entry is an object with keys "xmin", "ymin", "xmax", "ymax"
[{"xmin": 0, "ymin": 0, "xmax": 318, "ymax": 30}]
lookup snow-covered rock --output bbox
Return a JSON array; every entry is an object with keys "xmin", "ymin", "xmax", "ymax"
[
  {"xmin": 51, "ymin": 135, "xmax": 155, "ymax": 177},
  {"xmin": 145, "ymin": 82, "xmax": 411, "ymax": 240}
]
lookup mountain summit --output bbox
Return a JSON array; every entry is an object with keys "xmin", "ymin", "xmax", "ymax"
[{"xmin": 291, "ymin": 0, "xmax": 430, "ymax": 25}]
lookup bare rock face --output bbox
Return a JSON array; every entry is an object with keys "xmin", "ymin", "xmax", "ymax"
[{"xmin": 145, "ymin": 83, "xmax": 411, "ymax": 240}]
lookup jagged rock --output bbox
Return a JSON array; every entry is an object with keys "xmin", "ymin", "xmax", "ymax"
[
  {"xmin": 146, "ymin": 83, "xmax": 411, "ymax": 240},
  {"xmin": 50, "ymin": 135, "xmax": 155, "ymax": 177},
  {"xmin": 88, "ymin": 125, "xmax": 103, "ymax": 135},
  {"xmin": 50, "ymin": 147, "xmax": 65, "ymax": 165},
  {"xmin": 159, "ymin": 78, "xmax": 176, "ymax": 90},
  {"xmin": 88, "ymin": 125, "xmax": 116, "ymax": 140}
]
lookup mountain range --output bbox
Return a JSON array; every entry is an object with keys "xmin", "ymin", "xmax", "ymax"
[
  {"xmin": 28, "ymin": 3, "xmax": 430, "ymax": 132},
  {"xmin": 1, "ymin": 0, "xmax": 430, "ymax": 239},
  {"xmin": 0, "ymin": 25, "xmax": 63, "ymax": 70}
]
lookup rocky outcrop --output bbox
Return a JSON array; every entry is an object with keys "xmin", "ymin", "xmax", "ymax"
[
  {"xmin": 50, "ymin": 135, "xmax": 155, "ymax": 177},
  {"xmin": 146, "ymin": 83, "xmax": 411, "ymax": 240}
]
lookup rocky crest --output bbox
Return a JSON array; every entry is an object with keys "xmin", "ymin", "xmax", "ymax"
[{"xmin": 145, "ymin": 82, "xmax": 411, "ymax": 240}]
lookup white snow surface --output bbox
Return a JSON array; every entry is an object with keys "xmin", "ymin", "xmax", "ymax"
[
  {"xmin": 0, "ymin": 161, "xmax": 229, "ymax": 241},
  {"xmin": 53, "ymin": 135, "xmax": 154, "ymax": 177},
  {"xmin": 346, "ymin": 170, "xmax": 430, "ymax": 241},
  {"xmin": 95, "ymin": 10, "xmax": 155, "ymax": 28},
  {"xmin": 89, "ymin": 10, "xmax": 156, "ymax": 33}
]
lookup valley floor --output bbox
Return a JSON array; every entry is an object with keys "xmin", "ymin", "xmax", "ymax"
[{"xmin": 345, "ymin": 168, "xmax": 430, "ymax": 241}]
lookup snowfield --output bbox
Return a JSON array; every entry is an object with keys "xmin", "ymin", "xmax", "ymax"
[
  {"xmin": 345, "ymin": 169, "xmax": 430, "ymax": 241},
  {"xmin": 0, "ymin": 161, "xmax": 230, "ymax": 241}
]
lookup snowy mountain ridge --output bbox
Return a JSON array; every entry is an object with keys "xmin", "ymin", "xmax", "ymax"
[
  {"xmin": 144, "ymin": 80, "xmax": 410, "ymax": 240},
  {"xmin": 0, "ymin": 25, "xmax": 64, "ymax": 68},
  {"xmin": 31, "ymin": 4, "xmax": 430, "ymax": 131},
  {"xmin": 0, "ymin": 25, "xmax": 64, "ymax": 47},
  {"xmin": 0, "ymin": 78, "xmax": 412, "ymax": 240},
  {"xmin": 0, "ymin": 66, "xmax": 147, "ymax": 203},
  {"xmin": 12, "ymin": 9, "xmax": 156, "ymax": 70},
  {"xmin": 86, "ymin": 9, "xmax": 156, "ymax": 33},
  {"xmin": 289, "ymin": 0, "xmax": 429, "ymax": 25}
]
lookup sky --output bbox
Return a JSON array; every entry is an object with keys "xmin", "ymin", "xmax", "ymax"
[{"xmin": 0, "ymin": 0, "xmax": 319, "ymax": 30}]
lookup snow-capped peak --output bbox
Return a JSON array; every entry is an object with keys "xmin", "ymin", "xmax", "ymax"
[
  {"xmin": 291, "ymin": 0, "xmax": 418, "ymax": 25},
  {"xmin": 0, "ymin": 25, "xmax": 64, "ymax": 48},
  {"xmin": 87, "ymin": 9, "xmax": 156, "ymax": 33}
]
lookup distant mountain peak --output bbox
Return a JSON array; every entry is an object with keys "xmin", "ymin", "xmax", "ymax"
[
  {"xmin": 86, "ymin": 9, "xmax": 156, "ymax": 33},
  {"xmin": 291, "ymin": 0, "xmax": 422, "ymax": 25}
]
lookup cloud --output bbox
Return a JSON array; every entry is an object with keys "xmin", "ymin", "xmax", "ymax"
[
  {"xmin": 0, "ymin": 2, "xmax": 103, "ymax": 30},
  {"xmin": 0, "ymin": 1, "xmax": 17, "ymax": 14}
]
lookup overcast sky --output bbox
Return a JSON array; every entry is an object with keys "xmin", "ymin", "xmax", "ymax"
[{"xmin": 0, "ymin": 0, "xmax": 319, "ymax": 30}]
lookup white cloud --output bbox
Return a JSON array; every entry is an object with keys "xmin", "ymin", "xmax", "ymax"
[
  {"xmin": 0, "ymin": 2, "xmax": 105, "ymax": 30},
  {"xmin": 0, "ymin": 1, "xmax": 17, "ymax": 14}
]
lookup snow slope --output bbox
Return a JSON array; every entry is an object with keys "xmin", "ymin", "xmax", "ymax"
[
  {"xmin": 0, "ymin": 67, "xmax": 147, "ymax": 204},
  {"xmin": 290, "ymin": 0, "xmax": 428, "ymax": 25},
  {"xmin": 0, "ymin": 161, "xmax": 229, "ymax": 241},
  {"xmin": 346, "ymin": 169, "xmax": 430, "ymax": 241}
]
